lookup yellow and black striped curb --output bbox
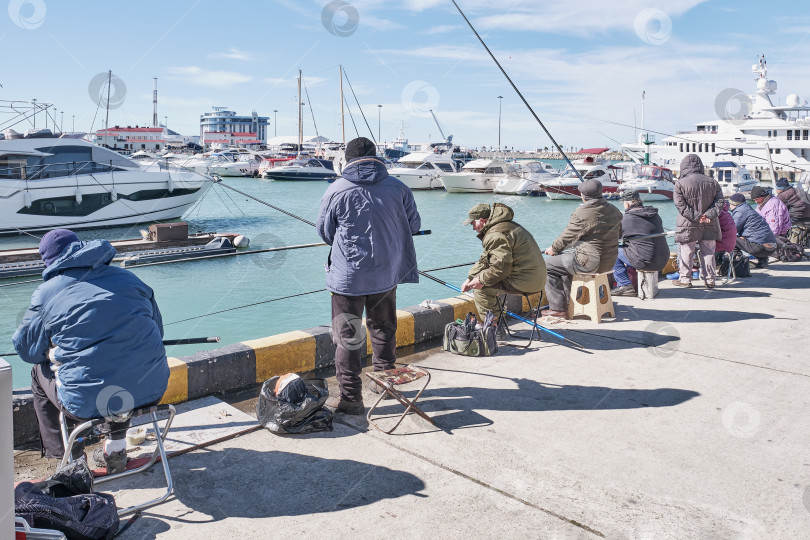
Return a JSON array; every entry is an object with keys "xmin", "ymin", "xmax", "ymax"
[{"xmin": 12, "ymin": 293, "xmax": 534, "ymax": 445}]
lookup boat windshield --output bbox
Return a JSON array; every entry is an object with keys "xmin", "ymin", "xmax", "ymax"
[
  {"xmin": 639, "ymin": 166, "xmax": 662, "ymax": 178},
  {"xmin": 433, "ymin": 162, "xmax": 454, "ymax": 172}
]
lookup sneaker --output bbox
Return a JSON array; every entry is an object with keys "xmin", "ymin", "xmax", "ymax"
[
  {"xmin": 541, "ymin": 309, "xmax": 569, "ymax": 319},
  {"xmin": 610, "ymin": 285, "xmax": 636, "ymax": 296},
  {"xmin": 705, "ymin": 280, "xmax": 715, "ymax": 289},
  {"xmin": 325, "ymin": 395, "xmax": 365, "ymax": 415},
  {"xmin": 494, "ymin": 324, "xmax": 507, "ymax": 341},
  {"xmin": 92, "ymin": 447, "xmax": 127, "ymax": 475},
  {"xmin": 754, "ymin": 258, "xmax": 769, "ymax": 269},
  {"xmin": 672, "ymin": 281, "xmax": 692, "ymax": 288},
  {"xmin": 367, "ymin": 378, "xmax": 394, "ymax": 400}
]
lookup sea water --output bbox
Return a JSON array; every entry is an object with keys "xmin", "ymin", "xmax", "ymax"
[{"xmin": 0, "ymin": 171, "xmax": 681, "ymax": 388}]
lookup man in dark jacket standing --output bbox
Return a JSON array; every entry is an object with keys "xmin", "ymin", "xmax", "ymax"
[
  {"xmin": 542, "ymin": 179, "xmax": 622, "ymax": 318},
  {"xmin": 317, "ymin": 137, "xmax": 421, "ymax": 414},
  {"xmin": 461, "ymin": 202, "xmax": 546, "ymax": 337},
  {"xmin": 673, "ymin": 154, "xmax": 724, "ymax": 288},
  {"xmin": 14, "ymin": 229, "xmax": 168, "ymax": 473},
  {"xmin": 611, "ymin": 190, "xmax": 670, "ymax": 296},
  {"xmin": 728, "ymin": 193, "xmax": 777, "ymax": 267}
]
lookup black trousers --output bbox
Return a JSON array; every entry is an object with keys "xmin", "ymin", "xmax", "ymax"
[
  {"xmin": 31, "ymin": 364, "xmax": 129, "ymax": 459},
  {"xmin": 330, "ymin": 287, "xmax": 397, "ymax": 401},
  {"xmin": 735, "ymin": 237, "xmax": 775, "ymax": 261}
]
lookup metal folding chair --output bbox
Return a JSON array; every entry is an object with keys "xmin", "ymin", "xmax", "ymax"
[
  {"xmin": 59, "ymin": 403, "xmax": 176, "ymax": 517},
  {"xmin": 365, "ymin": 365, "xmax": 433, "ymax": 434},
  {"xmin": 496, "ymin": 291, "xmax": 545, "ymax": 348}
]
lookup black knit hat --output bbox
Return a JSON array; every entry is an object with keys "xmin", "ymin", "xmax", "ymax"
[
  {"xmin": 345, "ymin": 137, "xmax": 377, "ymax": 161},
  {"xmin": 620, "ymin": 189, "xmax": 640, "ymax": 201},
  {"xmin": 750, "ymin": 185, "xmax": 768, "ymax": 199}
]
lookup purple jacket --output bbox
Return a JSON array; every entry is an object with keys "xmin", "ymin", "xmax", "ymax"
[
  {"xmin": 716, "ymin": 202, "xmax": 737, "ymax": 252},
  {"xmin": 756, "ymin": 195, "xmax": 791, "ymax": 236}
]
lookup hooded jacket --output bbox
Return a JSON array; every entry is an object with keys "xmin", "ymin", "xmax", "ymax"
[
  {"xmin": 777, "ymin": 186, "xmax": 810, "ymax": 223},
  {"xmin": 673, "ymin": 154, "xmax": 724, "ymax": 243},
  {"xmin": 717, "ymin": 202, "xmax": 738, "ymax": 253},
  {"xmin": 756, "ymin": 194, "xmax": 791, "ymax": 236},
  {"xmin": 731, "ymin": 202, "xmax": 776, "ymax": 246},
  {"xmin": 468, "ymin": 203, "xmax": 546, "ymax": 293},
  {"xmin": 620, "ymin": 204, "xmax": 670, "ymax": 272},
  {"xmin": 317, "ymin": 156, "xmax": 421, "ymax": 295},
  {"xmin": 551, "ymin": 197, "xmax": 623, "ymax": 273},
  {"xmin": 13, "ymin": 240, "xmax": 168, "ymax": 419}
]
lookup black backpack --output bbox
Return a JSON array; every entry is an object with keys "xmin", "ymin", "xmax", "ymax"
[
  {"xmin": 15, "ymin": 482, "xmax": 119, "ymax": 540},
  {"xmin": 776, "ymin": 242, "xmax": 808, "ymax": 263},
  {"xmin": 718, "ymin": 250, "xmax": 751, "ymax": 278}
]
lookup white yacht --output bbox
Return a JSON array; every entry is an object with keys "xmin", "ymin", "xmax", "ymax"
[
  {"xmin": 494, "ymin": 161, "xmax": 557, "ymax": 195},
  {"xmin": 617, "ymin": 165, "xmax": 676, "ymax": 201},
  {"xmin": 622, "ymin": 55, "xmax": 810, "ymax": 182},
  {"xmin": 543, "ymin": 157, "xmax": 621, "ymax": 200},
  {"xmin": 439, "ymin": 159, "xmax": 513, "ymax": 193},
  {"xmin": 706, "ymin": 161, "xmax": 758, "ymax": 197},
  {"xmin": 262, "ymin": 158, "xmax": 337, "ymax": 181},
  {"xmin": 388, "ymin": 152, "xmax": 457, "ymax": 190},
  {"xmin": 0, "ymin": 135, "xmax": 213, "ymax": 235}
]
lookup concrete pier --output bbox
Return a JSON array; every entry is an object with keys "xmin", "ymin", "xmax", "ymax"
[{"xmin": 13, "ymin": 260, "xmax": 810, "ymax": 538}]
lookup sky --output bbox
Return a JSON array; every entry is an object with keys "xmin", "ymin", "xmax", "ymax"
[{"xmin": 2, "ymin": 0, "xmax": 810, "ymax": 151}]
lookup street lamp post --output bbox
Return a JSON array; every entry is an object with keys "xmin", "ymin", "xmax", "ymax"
[
  {"xmin": 273, "ymin": 110, "xmax": 278, "ymax": 138},
  {"xmin": 72, "ymin": 115, "xmax": 75, "ymax": 134},
  {"xmin": 60, "ymin": 111, "xmax": 64, "ymax": 133},
  {"xmin": 377, "ymin": 104, "xmax": 382, "ymax": 143},
  {"xmin": 497, "ymin": 96, "xmax": 503, "ymax": 152}
]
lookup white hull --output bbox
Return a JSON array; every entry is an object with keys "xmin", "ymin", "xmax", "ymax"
[
  {"xmin": 720, "ymin": 178, "xmax": 758, "ymax": 197},
  {"xmin": 619, "ymin": 180, "xmax": 674, "ymax": 201},
  {"xmin": 0, "ymin": 169, "xmax": 212, "ymax": 234},
  {"xmin": 493, "ymin": 177, "xmax": 542, "ymax": 195},
  {"xmin": 440, "ymin": 173, "xmax": 500, "ymax": 193},
  {"xmin": 390, "ymin": 171, "xmax": 440, "ymax": 190}
]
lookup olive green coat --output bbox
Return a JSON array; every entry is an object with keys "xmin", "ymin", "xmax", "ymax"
[
  {"xmin": 468, "ymin": 203, "xmax": 546, "ymax": 293},
  {"xmin": 550, "ymin": 198, "xmax": 623, "ymax": 273}
]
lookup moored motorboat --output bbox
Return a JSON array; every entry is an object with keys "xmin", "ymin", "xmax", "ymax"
[
  {"xmin": 262, "ymin": 157, "xmax": 337, "ymax": 181},
  {"xmin": 388, "ymin": 152, "xmax": 458, "ymax": 190},
  {"xmin": 494, "ymin": 161, "xmax": 557, "ymax": 195},
  {"xmin": 707, "ymin": 161, "xmax": 758, "ymax": 197},
  {"xmin": 439, "ymin": 159, "xmax": 513, "ymax": 193},
  {"xmin": 542, "ymin": 156, "xmax": 621, "ymax": 200},
  {"xmin": 618, "ymin": 165, "xmax": 676, "ymax": 201}
]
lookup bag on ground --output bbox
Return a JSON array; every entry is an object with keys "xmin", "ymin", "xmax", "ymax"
[
  {"xmin": 35, "ymin": 458, "xmax": 95, "ymax": 498},
  {"xmin": 442, "ymin": 311, "xmax": 498, "ymax": 357},
  {"xmin": 15, "ymin": 482, "xmax": 119, "ymax": 540},
  {"xmin": 775, "ymin": 242, "xmax": 808, "ymax": 263},
  {"xmin": 256, "ymin": 375, "xmax": 333, "ymax": 435}
]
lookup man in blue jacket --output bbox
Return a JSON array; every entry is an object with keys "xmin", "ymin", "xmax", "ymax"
[
  {"xmin": 13, "ymin": 229, "xmax": 168, "ymax": 473},
  {"xmin": 728, "ymin": 193, "xmax": 777, "ymax": 268},
  {"xmin": 317, "ymin": 137, "xmax": 421, "ymax": 414}
]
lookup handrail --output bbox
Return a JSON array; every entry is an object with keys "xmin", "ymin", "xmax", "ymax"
[{"xmin": 0, "ymin": 160, "xmax": 122, "ymax": 180}]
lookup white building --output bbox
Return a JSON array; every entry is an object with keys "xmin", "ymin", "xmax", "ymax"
[
  {"xmin": 94, "ymin": 126, "xmax": 166, "ymax": 152},
  {"xmin": 200, "ymin": 107, "xmax": 269, "ymax": 148}
]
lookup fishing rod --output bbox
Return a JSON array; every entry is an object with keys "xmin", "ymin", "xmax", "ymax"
[
  {"xmin": 450, "ymin": 0, "xmax": 583, "ymax": 182},
  {"xmin": 0, "ymin": 336, "xmax": 220, "ymax": 357},
  {"xmin": 418, "ymin": 269, "xmax": 584, "ymax": 349},
  {"xmin": 214, "ymin": 178, "xmax": 432, "ymax": 238}
]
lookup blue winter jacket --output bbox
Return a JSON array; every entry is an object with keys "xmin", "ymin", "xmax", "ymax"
[
  {"xmin": 730, "ymin": 202, "xmax": 777, "ymax": 245},
  {"xmin": 13, "ymin": 240, "xmax": 168, "ymax": 419},
  {"xmin": 317, "ymin": 157, "xmax": 421, "ymax": 295}
]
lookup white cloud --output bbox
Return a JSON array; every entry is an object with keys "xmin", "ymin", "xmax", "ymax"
[
  {"xmin": 262, "ymin": 76, "xmax": 329, "ymax": 88},
  {"xmin": 166, "ymin": 66, "xmax": 253, "ymax": 88},
  {"xmin": 208, "ymin": 48, "xmax": 255, "ymax": 61},
  {"xmin": 423, "ymin": 24, "xmax": 460, "ymax": 35}
]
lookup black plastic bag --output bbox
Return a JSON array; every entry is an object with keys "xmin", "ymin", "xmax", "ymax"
[
  {"xmin": 256, "ymin": 376, "xmax": 333, "ymax": 434},
  {"xmin": 35, "ymin": 458, "xmax": 94, "ymax": 498}
]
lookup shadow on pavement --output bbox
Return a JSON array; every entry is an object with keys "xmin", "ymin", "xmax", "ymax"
[{"xmin": 121, "ymin": 448, "xmax": 426, "ymax": 538}]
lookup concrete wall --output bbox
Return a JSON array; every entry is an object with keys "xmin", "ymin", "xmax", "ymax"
[{"xmin": 12, "ymin": 293, "xmax": 536, "ymax": 446}]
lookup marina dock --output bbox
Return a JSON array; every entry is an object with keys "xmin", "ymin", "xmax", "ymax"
[{"xmin": 12, "ymin": 260, "xmax": 810, "ymax": 538}]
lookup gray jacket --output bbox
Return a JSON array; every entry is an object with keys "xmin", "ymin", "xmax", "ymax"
[
  {"xmin": 317, "ymin": 157, "xmax": 421, "ymax": 295},
  {"xmin": 673, "ymin": 154, "xmax": 723, "ymax": 243}
]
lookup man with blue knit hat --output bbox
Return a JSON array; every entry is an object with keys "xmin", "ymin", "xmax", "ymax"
[
  {"xmin": 317, "ymin": 137, "xmax": 421, "ymax": 415},
  {"xmin": 13, "ymin": 229, "xmax": 168, "ymax": 473}
]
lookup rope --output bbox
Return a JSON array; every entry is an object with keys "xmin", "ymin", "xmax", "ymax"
[{"xmin": 216, "ymin": 180, "xmax": 316, "ymax": 227}]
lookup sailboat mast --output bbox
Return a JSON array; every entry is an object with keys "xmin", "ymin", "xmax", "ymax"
[
  {"xmin": 340, "ymin": 65, "xmax": 345, "ymax": 145},
  {"xmin": 298, "ymin": 69, "xmax": 303, "ymax": 156},
  {"xmin": 104, "ymin": 70, "xmax": 112, "ymax": 132}
]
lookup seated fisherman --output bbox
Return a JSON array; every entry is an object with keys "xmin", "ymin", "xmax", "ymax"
[
  {"xmin": 728, "ymin": 193, "xmax": 777, "ymax": 268},
  {"xmin": 461, "ymin": 202, "xmax": 546, "ymax": 339},
  {"xmin": 611, "ymin": 190, "xmax": 670, "ymax": 296},
  {"xmin": 751, "ymin": 185, "xmax": 791, "ymax": 239},
  {"xmin": 13, "ymin": 229, "xmax": 169, "ymax": 474},
  {"xmin": 775, "ymin": 177, "xmax": 810, "ymax": 244},
  {"xmin": 543, "ymin": 179, "xmax": 622, "ymax": 317}
]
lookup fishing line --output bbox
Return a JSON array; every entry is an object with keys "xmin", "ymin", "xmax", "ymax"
[
  {"xmin": 342, "ymin": 68, "xmax": 377, "ymax": 144},
  {"xmin": 216, "ymin": 179, "xmax": 317, "ymax": 227},
  {"xmin": 217, "ymin": 183, "xmax": 247, "ymax": 215},
  {"xmin": 343, "ymin": 92, "xmax": 360, "ymax": 139},
  {"xmin": 450, "ymin": 0, "xmax": 582, "ymax": 181}
]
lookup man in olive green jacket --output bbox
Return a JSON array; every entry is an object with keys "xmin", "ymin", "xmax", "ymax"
[
  {"xmin": 542, "ymin": 179, "xmax": 623, "ymax": 318},
  {"xmin": 461, "ymin": 203, "xmax": 547, "ymax": 331}
]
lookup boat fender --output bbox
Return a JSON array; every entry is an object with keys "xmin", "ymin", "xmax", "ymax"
[
  {"xmin": 74, "ymin": 187, "xmax": 83, "ymax": 204},
  {"xmin": 23, "ymin": 191, "xmax": 32, "ymax": 208},
  {"xmin": 110, "ymin": 187, "xmax": 118, "ymax": 201},
  {"xmin": 167, "ymin": 177, "xmax": 174, "ymax": 193},
  {"xmin": 648, "ymin": 187, "xmax": 653, "ymax": 193},
  {"xmin": 233, "ymin": 235, "xmax": 250, "ymax": 249}
]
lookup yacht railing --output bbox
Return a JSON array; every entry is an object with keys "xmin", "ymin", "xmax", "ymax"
[{"xmin": 0, "ymin": 160, "xmax": 123, "ymax": 180}]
